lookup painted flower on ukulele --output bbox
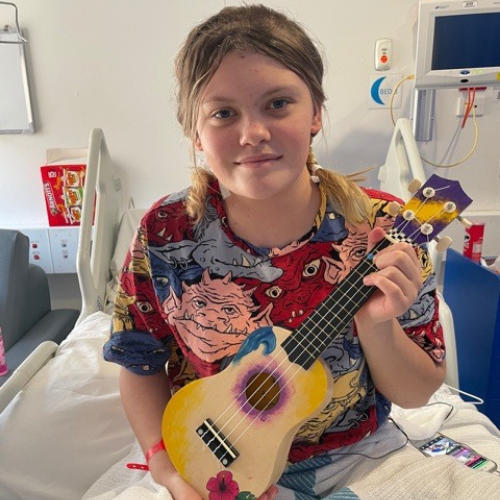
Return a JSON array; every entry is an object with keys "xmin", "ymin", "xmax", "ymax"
[{"xmin": 206, "ymin": 471, "xmax": 240, "ymax": 500}]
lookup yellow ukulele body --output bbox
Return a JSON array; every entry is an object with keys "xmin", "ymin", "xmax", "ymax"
[{"xmin": 162, "ymin": 325, "xmax": 334, "ymax": 500}]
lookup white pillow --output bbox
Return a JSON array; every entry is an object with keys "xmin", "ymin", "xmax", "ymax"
[{"xmin": 0, "ymin": 312, "xmax": 135, "ymax": 500}]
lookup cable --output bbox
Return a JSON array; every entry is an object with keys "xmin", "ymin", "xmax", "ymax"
[
  {"xmin": 424, "ymin": 401, "xmax": 455, "ymax": 421},
  {"xmin": 460, "ymin": 87, "xmax": 476, "ymax": 129},
  {"xmin": 328, "ymin": 412, "xmax": 499, "ymax": 475},
  {"xmin": 420, "ymin": 106, "xmax": 478, "ymax": 168},
  {"xmin": 443, "ymin": 384, "xmax": 485, "ymax": 406},
  {"xmin": 328, "ymin": 419, "xmax": 409, "ymax": 461},
  {"xmin": 389, "ymin": 75, "xmax": 415, "ymax": 127},
  {"xmin": 389, "ymin": 76, "xmax": 480, "ymax": 169},
  {"xmin": 328, "ymin": 401, "xmax": 457, "ymax": 462}
]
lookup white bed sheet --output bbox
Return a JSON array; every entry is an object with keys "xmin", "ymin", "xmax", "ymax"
[
  {"xmin": 1, "ymin": 311, "xmax": 498, "ymax": 500},
  {"xmin": 80, "ymin": 385, "xmax": 500, "ymax": 500},
  {"xmin": 0, "ymin": 313, "xmax": 135, "ymax": 500}
]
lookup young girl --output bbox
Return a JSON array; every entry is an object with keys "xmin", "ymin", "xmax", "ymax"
[{"xmin": 104, "ymin": 4, "xmax": 446, "ymax": 499}]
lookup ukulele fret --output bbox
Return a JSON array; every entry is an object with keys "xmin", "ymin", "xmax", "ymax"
[{"xmin": 196, "ymin": 418, "xmax": 239, "ymax": 467}]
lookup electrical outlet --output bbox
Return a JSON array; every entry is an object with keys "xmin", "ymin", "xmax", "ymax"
[
  {"xmin": 456, "ymin": 95, "xmax": 485, "ymax": 117},
  {"xmin": 20, "ymin": 228, "xmax": 54, "ymax": 273},
  {"xmin": 48, "ymin": 227, "xmax": 80, "ymax": 273}
]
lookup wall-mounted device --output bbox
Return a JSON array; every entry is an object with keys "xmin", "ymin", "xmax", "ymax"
[
  {"xmin": 375, "ymin": 38, "xmax": 393, "ymax": 71},
  {"xmin": 415, "ymin": 0, "xmax": 500, "ymax": 90}
]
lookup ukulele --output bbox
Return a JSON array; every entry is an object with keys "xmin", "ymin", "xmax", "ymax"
[{"xmin": 162, "ymin": 174, "xmax": 472, "ymax": 500}]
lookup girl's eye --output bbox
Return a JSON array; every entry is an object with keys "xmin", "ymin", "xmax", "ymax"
[
  {"xmin": 214, "ymin": 109, "xmax": 234, "ymax": 119},
  {"xmin": 270, "ymin": 98, "xmax": 289, "ymax": 110}
]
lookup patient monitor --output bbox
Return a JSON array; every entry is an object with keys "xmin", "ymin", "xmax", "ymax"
[{"xmin": 415, "ymin": 0, "xmax": 500, "ymax": 90}]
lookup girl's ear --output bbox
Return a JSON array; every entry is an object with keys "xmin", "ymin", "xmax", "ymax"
[
  {"xmin": 310, "ymin": 106, "xmax": 323, "ymax": 137},
  {"xmin": 195, "ymin": 133, "xmax": 204, "ymax": 151}
]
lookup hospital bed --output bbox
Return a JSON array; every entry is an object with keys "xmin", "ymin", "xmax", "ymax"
[{"xmin": 0, "ymin": 126, "xmax": 499, "ymax": 500}]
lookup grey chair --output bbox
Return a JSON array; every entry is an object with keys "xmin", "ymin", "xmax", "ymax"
[{"xmin": 0, "ymin": 229, "xmax": 80, "ymax": 386}]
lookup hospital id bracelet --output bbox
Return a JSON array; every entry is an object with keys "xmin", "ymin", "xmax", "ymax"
[
  {"xmin": 126, "ymin": 439, "xmax": 166, "ymax": 471},
  {"xmin": 145, "ymin": 439, "xmax": 166, "ymax": 463}
]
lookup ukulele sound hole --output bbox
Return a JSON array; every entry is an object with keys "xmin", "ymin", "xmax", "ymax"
[{"xmin": 245, "ymin": 372, "xmax": 280, "ymax": 411}]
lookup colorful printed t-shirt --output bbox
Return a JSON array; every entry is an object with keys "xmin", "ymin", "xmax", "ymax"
[{"xmin": 104, "ymin": 181, "xmax": 445, "ymax": 463}]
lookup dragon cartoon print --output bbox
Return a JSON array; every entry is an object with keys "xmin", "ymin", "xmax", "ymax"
[{"xmin": 163, "ymin": 269, "xmax": 273, "ymax": 364}]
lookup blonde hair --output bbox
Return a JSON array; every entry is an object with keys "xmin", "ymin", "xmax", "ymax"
[{"xmin": 175, "ymin": 4, "xmax": 370, "ymax": 225}]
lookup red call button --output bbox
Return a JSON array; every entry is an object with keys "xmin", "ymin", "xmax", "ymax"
[{"xmin": 381, "ymin": 55, "xmax": 388, "ymax": 63}]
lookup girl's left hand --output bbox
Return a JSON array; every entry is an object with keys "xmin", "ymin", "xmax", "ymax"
[{"xmin": 357, "ymin": 227, "xmax": 423, "ymax": 324}]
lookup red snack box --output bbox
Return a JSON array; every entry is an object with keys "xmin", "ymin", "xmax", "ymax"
[{"xmin": 40, "ymin": 164, "xmax": 86, "ymax": 226}]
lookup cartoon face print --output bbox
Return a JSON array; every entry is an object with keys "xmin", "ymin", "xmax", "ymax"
[
  {"xmin": 117, "ymin": 271, "xmax": 166, "ymax": 337},
  {"xmin": 127, "ymin": 227, "xmax": 150, "ymax": 276},
  {"xmin": 148, "ymin": 194, "xmax": 193, "ymax": 246},
  {"xmin": 112, "ymin": 283, "xmax": 136, "ymax": 333},
  {"xmin": 293, "ymin": 364, "xmax": 367, "ymax": 445},
  {"xmin": 149, "ymin": 251, "xmax": 203, "ymax": 304},
  {"xmin": 165, "ymin": 269, "xmax": 272, "ymax": 363},
  {"xmin": 370, "ymin": 198, "xmax": 397, "ymax": 233},
  {"xmin": 323, "ymin": 221, "xmax": 371, "ymax": 285},
  {"xmin": 245, "ymin": 242, "xmax": 335, "ymax": 328}
]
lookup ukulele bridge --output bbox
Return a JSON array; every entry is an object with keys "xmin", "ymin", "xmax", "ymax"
[{"xmin": 196, "ymin": 418, "xmax": 239, "ymax": 467}]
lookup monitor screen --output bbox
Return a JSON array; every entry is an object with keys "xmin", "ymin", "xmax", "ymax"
[
  {"xmin": 432, "ymin": 13, "xmax": 500, "ymax": 70},
  {"xmin": 415, "ymin": 0, "xmax": 500, "ymax": 90}
]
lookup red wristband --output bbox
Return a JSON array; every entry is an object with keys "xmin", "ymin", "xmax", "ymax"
[{"xmin": 145, "ymin": 439, "xmax": 166, "ymax": 463}]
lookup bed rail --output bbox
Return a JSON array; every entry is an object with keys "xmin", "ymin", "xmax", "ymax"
[
  {"xmin": 0, "ymin": 341, "xmax": 58, "ymax": 414},
  {"xmin": 76, "ymin": 128, "xmax": 124, "ymax": 325}
]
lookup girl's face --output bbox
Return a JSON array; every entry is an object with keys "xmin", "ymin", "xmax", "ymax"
[{"xmin": 195, "ymin": 50, "xmax": 322, "ymax": 202}]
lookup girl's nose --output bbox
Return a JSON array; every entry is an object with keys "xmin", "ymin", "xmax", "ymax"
[{"xmin": 239, "ymin": 117, "xmax": 271, "ymax": 146}]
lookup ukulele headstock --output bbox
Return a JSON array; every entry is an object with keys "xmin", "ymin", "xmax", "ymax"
[{"xmin": 390, "ymin": 174, "xmax": 473, "ymax": 248}]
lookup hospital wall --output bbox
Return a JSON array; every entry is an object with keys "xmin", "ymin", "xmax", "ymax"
[{"xmin": 0, "ymin": 0, "xmax": 499, "ymax": 308}]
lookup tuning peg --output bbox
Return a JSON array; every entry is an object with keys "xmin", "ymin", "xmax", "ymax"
[
  {"xmin": 388, "ymin": 201, "xmax": 401, "ymax": 216},
  {"xmin": 434, "ymin": 235, "xmax": 452, "ymax": 253},
  {"xmin": 457, "ymin": 216, "xmax": 473, "ymax": 228},
  {"xmin": 407, "ymin": 179, "xmax": 422, "ymax": 194}
]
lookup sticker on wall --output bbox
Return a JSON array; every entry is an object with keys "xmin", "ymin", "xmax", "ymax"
[{"xmin": 368, "ymin": 73, "xmax": 403, "ymax": 110}]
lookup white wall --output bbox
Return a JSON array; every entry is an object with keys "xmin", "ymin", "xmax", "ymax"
[{"xmin": 1, "ymin": 0, "xmax": 499, "ymax": 307}]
